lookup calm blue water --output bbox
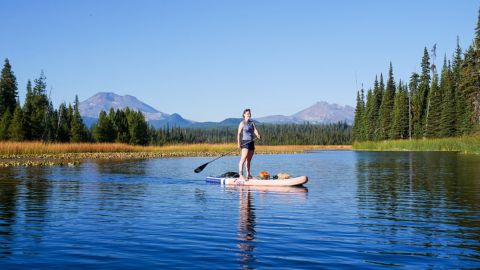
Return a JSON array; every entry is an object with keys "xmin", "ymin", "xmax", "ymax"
[{"xmin": 0, "ymin": 151, "xmax": 479, "ymax": 269}]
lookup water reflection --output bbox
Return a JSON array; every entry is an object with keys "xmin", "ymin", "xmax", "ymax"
[
  {"xmin": 92, "ymin": 161, "xmax": 148, "ymax": 213},
  {"xmin": 0, "ymin": 168, "xmax": 17, "ymax": 257},
  {"xmin": 0, "ymin": 167, "xmax": 54, "ymax": 257},
  {"xmin": 232, "ymin": 186, "xmax": 308, "ymax": 269},
  {"xmin": 94, "ymin": 159, "xmax": 148, "ymax": 176},
  {"xmin": 0, "ymin": 152, "xmax": 476, "ymax": 268},
  {"xmin": 236, "ymin": 188, "xmax": 256, "ymax": 269},
  {"xmin": 0, "ymin": 162, "xmax": 151, "ymax": 260},
  {"xmin": 356, "ymin": 152, "xmax": 480, "ymax": 265}
]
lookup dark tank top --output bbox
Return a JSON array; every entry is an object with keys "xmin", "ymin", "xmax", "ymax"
[{"xmin": 242, "ymin": 120, "xmax": 254, "ymax": 140}]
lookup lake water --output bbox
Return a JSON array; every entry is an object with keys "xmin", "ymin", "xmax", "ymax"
[{"xmin": 0, "ymin": 151, "xmax": 479, "ymax": 269}]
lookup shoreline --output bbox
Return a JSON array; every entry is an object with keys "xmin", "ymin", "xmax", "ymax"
[
  {"xmin": 0, "ymin": 143, "xmax": 352, "ymax": 167},
  {"xmin": 352, "ymin": 135, "xmax": 480, "ymax": 155}
]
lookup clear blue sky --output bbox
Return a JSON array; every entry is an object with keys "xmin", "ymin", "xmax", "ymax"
[{"xmin": 0, "ymin": 1, "xmax": 478, "ymax": 121}]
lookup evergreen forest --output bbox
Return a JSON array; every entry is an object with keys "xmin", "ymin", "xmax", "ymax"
[{"xmin": 352, "ymin": 11, "xmax": 480, "ymax": 141}]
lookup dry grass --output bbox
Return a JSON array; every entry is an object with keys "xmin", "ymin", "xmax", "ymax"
[
  {"xmin": 0, "ymin": 142, "xmax": 352, "ymax": 167},
  {"xmin": 0, "ymin": 142, "xmax": 151, "ymax": 155},
  {"xmin": 0, "ymin": 141, "xmax": 352, "ymax": 156}
]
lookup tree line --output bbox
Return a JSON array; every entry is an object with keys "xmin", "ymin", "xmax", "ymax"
[
  {"xmin": 352, "ymin": 11, "xmax": 480, "ymax": 142},
  {"xmin": 90, "ymin": 111, "xmax": 351, "ymax": 145},
  {"xmin": 0, "ymin": 67, "xmax": 89, "ymax": 142},
  {"xmin": 148, "ymin": 122, "xmax": 351, "ymax": 145},
  {"xmin": 0, "ymin": 59, "xmax": 352, "ymax": 145}
]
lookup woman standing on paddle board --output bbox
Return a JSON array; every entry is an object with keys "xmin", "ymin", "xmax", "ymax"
[{"xmin": 238, "ymin": 109, "xmax": 261, "ymax": 180}]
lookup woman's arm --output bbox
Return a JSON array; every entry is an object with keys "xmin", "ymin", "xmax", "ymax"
[
  {"xmin": 237, "ymin": 122, "xmax": 244, "ymax": 148},
  {"xmin": 253, "ymin": 123, "xmax": 261, "ymax": 139}
]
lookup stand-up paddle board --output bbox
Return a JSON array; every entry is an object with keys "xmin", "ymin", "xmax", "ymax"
[{"xmin": 206, "ymin": 175, "xmax": 308, "ymax": 186}]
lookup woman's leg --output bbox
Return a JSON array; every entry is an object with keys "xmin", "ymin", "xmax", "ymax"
[
  {"xmin": 238, "ymin": 148, "xmax": 249, "ymax": 179},
  {"xmin": 245, "ymin": 150, "xmax": 254, "ymax": 178}
]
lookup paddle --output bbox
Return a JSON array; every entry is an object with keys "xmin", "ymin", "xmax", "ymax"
[{"xmin": 194, "ymin": 139, "xmax": 256, "ymax": 173}]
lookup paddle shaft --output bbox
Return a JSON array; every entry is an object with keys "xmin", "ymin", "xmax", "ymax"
[
  {"xmin": 205, "ymin": 139, "xmax": 255, "ymax": 164},
  {"xmin": 194, "ymin": 139, "xmax": 256, "ymax": 173}
]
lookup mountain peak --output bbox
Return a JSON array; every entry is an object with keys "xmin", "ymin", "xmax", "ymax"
[
  {"xmin": 256, "ymin": 100, "xmax": 354, "ymax": 124},
  {"xmin": 79, "ymin": 92, "xmax": 166, "ymax": 119},
  {"xmin": 95, "ymin": 91, "xmax": 116, "ymax": 96},
  {"xmin": 293, "ymin": 101, "xmax": 354, "ymax": 123}
]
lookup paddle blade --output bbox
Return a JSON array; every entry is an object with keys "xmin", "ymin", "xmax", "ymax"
[{"xmin": 194, "ymin": 163, "xmax": 208, "ymax": 173}]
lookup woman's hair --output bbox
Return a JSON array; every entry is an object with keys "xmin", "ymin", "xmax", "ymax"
[{"xmin": 242, "ymin": 108, "xmax": 251, "ymax": 118}]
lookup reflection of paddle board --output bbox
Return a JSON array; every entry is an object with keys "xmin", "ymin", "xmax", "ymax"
[
  {"xmin": 224, "ymin": 185, "xmax": 308, "ymax": 194},
  {"xmin": 206, "ymin": 176, "xmax": 308, "ymax": 186}
]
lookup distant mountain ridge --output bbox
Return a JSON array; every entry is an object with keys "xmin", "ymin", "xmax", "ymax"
[
  {"xmin": 257, "ymin": 101, "xmax": 354, "ymax": 124},
  {"xmin": 79, "ymin": 92, "xmax": 354, "ymax": 128}
]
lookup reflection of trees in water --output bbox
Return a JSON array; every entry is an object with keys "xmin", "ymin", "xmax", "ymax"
[
  {"xmin": 0, "ymin": 168, "xmax": 18, "ymax": 257},
  {"xmin": 21, "ymin": 167, "xmax": 53, "ymax": 252},
  {"xmin": 0, "ymin": 167, "xmax": 55, "ymax": 257},
  {"xmin": 236, "ymin": 188, "xmax": 257, "ymax": 269},
  {"xmin": 96, "ymin": 182, "xmax": 147, "ymax": 207},
  {"xmin": 357, "ymin": 152, "xmax": 480, "ymax": 213},
  {"xmin": 94, "ymin": 159, "xmax": 148, "ymax": 176},
  {"xmin": 93, "ymin": 162, "xmax": 148, "ymax": 213},
  {"xmin": 449, "ymin": 155, "xmax": 480, "ymax": 210},
  {"xmin": 356, "ymin": 152, "xmax": 480, "ymax": 258}
]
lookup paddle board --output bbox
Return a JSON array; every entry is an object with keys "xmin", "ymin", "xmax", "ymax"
[{"xmin": 206, "ymin": 175, "xmax": 308, "ymax": 186}]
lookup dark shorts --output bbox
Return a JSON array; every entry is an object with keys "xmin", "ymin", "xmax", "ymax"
[{"xmin": 241, "ymin": 140, "xmax": 255, "ymax": 150}]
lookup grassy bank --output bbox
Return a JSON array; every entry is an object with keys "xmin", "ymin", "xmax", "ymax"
[
  {"xmin": 353, "ymin": 136, "xmax": 480, "ymax": 154},
  {"xmin": 0, "ymin": 142, "xmax": 351, "ymax": 167},
  {"xmin": 0, "ymin": 142, "xmax": 351, "ymax": 155}
]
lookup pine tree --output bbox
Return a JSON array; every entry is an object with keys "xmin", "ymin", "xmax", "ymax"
[
  {"xmin": 373, "ymin": 75, "xmax": 384, "ymax": 140},
  {"xmin": 22, "ymin": 80, "xmax": 34, "ymax": 140},
  {"xmin": 439, "ymin": 59, "xmax": 456, "ymax": 137},
  {"xmin": 93, "ymin": 110, "xmax": 115, "ymax": 142},
  {"xmin": 108, "ymin": 108, "xmax": 117, "ymax": 138},
  {"xmin": 113, "ymin": 109, "xmax": 130, "ymax": 143},
  {"xmin": 378, "ymin": 64, "xmax": 396, "ymax": 139},
  {"xmin": 408, "ymin": 72, "xmax": 419, "ymax": 139},
  {"xmin": 0, "ymin": 59, "xmax": 18, "ymax": 116},
  {"xmin": 44, "ymin": 101, "xmax": 57, "ymax": 142},
  {"xmin": 352, "ymin": 89, "xmax": 365, "ymax": 141},
  {"xmin": 56, "ymin": 103, "xmax": 71, "ymax": 142},
  {"xmin": 451, "ymin": 37, "xmax": 465, "ymax": 136},
  {"xmin": 147, "ymin": 125, "xmax": 156, "ymax": 145},
  {"xmin": 425, "ymin": 71, "xmax": 442, "ymax": 138},
  {"xmin": 363, "ymin": 89, "xmax": 375, "ymax": 140},
  {"xmin": 456, "ymin": 9, "xmax": 480, "ymax": 132},
  {"xmin": 402, "ymin": 82, "xmax": 411, "ymax": 139},
  {"xmin": 0, "ymin": 110, "xmax": 12, "ymax": 140},
  {"xmin": 412, "ymin": 48, "xmax": 431, "ymax": 138},
  {"xmin": 8, "ymin": 103, "xmax": 25, "ymax": 141},
  {"xmin": 24, "ymin": 72, "xmax": 49, "ymax": 140},
  {"xmin": 127, "ymin": 110, "xmax": 148, "ymax": 145},
  {"xmin": 471, "ymin": 8, "xmax": 480, "ymax": 124},
  {"xmin": 458, "ymin": 45, "xmax": 477, "ymax": 134},
  {"xmin": 70, "ymin": 95, "xmax": 87, "ymax": 142},
  {"xmin": 67, "ymin": 103, "xmax": 74, "ymax": 126},
  {"xmin": 391, "ymin": 81, "xmax": 409, "ymax": 139},
  {"xmin": 363, "ymin": 77, "xmax": 382, "ymax": 140}
]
